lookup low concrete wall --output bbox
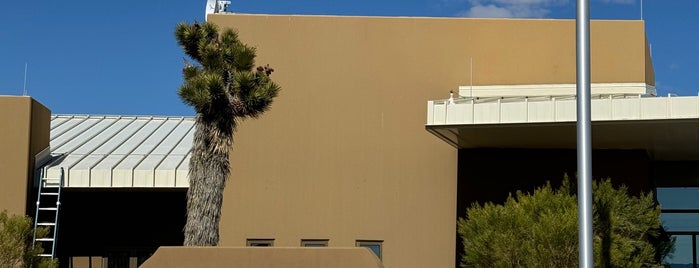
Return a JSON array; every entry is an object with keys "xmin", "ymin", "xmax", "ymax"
[{"xmin": 140, "ymin": 247, "xmax": 384, "ymax": 268}]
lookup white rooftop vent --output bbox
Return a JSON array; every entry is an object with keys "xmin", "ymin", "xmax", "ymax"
[{"xmin": 205, "ymin": 0, "xmax": 231, "ymax": 20}]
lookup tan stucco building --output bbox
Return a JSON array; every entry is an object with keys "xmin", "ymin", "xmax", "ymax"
[{"xmin": 2, "ymin": 11, "xmax": 698, "ymax": 268}]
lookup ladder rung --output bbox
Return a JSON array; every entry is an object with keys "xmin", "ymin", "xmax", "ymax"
[
  {"xmin": 40, "ymin": 192, "xmax": 59, "ymax": 196},
  {"xmin": 35, "ymin": 238, "xmax": 54, "ymax": 242},
  {"xmin": 38, "ymin": 207, "xmax": 58, "ymax": 211},
  {"xmin": 38, "ymin": 254, "xmax": 53, "ymax": 257},
  {"xmin": 37, "ymin": 222, "xmax": 56, "ymax": 226}
]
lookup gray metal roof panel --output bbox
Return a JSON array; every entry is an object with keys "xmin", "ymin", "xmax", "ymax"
[{"xmin": 41, "ymin": 115, "xmax": 195, "ymax": 188}]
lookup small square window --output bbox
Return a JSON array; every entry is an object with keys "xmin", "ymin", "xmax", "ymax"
[
  {"xmin": 356, "ymin": 240, "xmax": 383, "ymax": 260},
  {"xmin": 301, "ymin": 239, "xmax": 329, "ymax": 247},
  {"xmin": 247, "ymin": 239, "xmax": 274, "ymax": 247}
]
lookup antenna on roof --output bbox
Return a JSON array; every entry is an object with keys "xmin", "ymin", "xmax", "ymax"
[
  {"xmin": 640, "ymin": 0, "xmax": 643, "ymax": 20},
  {"xmin": 23, "ymin": 63, "xmax": 28, "ymax": 96},
  {"xmin": 205, "ymin": 0, "xmax": 231, "ymax": 20}
]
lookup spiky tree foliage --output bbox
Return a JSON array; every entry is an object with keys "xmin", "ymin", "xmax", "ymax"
[
  {"xmin": 458, "ymin": 177, "xmax": 673, "ymax": 268},
  {"xmin": 175, "ymin": 21, "xmax": 280, "ymax": 246}
]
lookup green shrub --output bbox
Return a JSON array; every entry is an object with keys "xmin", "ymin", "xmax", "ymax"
[
  {"xmin": 457, "ymin": 176, "xmax": 673, "ymax": 267},
  {"xmin": 0, "ymin": 210, "xmax": 58, "ymax": 268}
]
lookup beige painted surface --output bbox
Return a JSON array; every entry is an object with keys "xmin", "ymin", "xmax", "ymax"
[
  {"xmin": 645, "ymin": 35, "xmax": 655, "ymax": 86},
  {"xmin": 211, "ymin": 15, "xmax": 650, "ymax": 87},
  {"xmin": 209, "ymin": 14, "xmax": 462, "ymax": 268},
  {"xmin": 141, "ymin": 247, "xmax": 383, "ymax": 268},
  {"xmin": 70, "ymin": 256, "xmax": 103, "ymax": 268},
  {"xmin": 457, "ymin": 83, "xmax": 653, "ymax": 98},
  {"xmin": 206, "ymin": 14, "xmax": 651, "ymax": 267},
  {"xmin": 0, "ymin": 96, "xmax": 50, "ymax": 216}
]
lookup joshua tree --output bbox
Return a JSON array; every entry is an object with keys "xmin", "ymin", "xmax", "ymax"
[{"xmin": 175, "ymin": 21, "xmax": 280, "ymax": 246}]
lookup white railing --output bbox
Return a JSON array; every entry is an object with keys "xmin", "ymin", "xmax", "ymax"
[{"xmin": 427, "ymin": 95, "xmax": 699, "ymax": 125}]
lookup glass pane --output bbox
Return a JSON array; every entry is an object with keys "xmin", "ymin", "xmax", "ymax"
[
  {"xmin": 366, "ymin": 245, "xmax": 381, "ymax": 258},
  {"xmin": 658, "ymin": 188, "xmax": 699, "ymax": 209},
  {"xmin": 301, "ymin": 240, "xmax": 328, "ymax": 247},
  {"xmin": 662, "ymin": 213, "xmax": 699, "ymax": 232},
  {"xmin": 664, "ymin": 235, "xmax": 693, "ymax": 267},
  {"xmin": 359, "ymin": 244, "xmax": 381, "ymax": 259}
]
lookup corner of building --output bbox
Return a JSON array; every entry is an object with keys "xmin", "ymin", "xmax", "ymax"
[{"xmin": 0, "ymin": 95, "xmax": 51, "ymax": 217}]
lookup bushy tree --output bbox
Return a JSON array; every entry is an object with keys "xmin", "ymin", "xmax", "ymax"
[
  {"xmin": 592, "ymin": 180, "xmax": 673, "ymax": 267},
  {"xmin": 457, "ymin": 177, "xmax": 673, "ymax": 267},
  {"xmin": 0, "ymin": 210, "xmax": 58, "ymax": 268},
  {"xmin": 174, "ymin": 21, "xmax": 280, "ymax": 246}
]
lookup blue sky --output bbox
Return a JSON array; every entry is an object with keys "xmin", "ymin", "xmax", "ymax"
[{"xmin": 0, "ymin": 0, "xmax": 697, "ymax": 116}]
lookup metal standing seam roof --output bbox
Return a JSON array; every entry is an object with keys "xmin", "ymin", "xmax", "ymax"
[{"xmin": 40, "ymin": 115, "xmax": 194, "ymax": 188}]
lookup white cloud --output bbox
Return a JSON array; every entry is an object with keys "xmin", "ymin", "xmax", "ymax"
[
  {"xmin": 461, "ymin": 4, "xmax": 514, "ymax": 17},
  {"xmin": 453, "ymin": 0, "xmax": 633, "ymax": 18},
  {"xmin": 458, "ymin": 0, "xmax": 566, "ymax": 18}
]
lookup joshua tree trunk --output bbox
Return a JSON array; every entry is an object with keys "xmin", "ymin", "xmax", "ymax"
[
  {"xmin": 175, "ymin": 21, "xmax": 279, "ymax": 246},
  {"xmin": 183, "ymin": 115, "xmax": 234, "ymax": 246}
]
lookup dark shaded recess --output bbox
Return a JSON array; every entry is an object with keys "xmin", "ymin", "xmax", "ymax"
[{"xmin": 52, "ymin": 188, "xmax": 186, "ymax": 267}]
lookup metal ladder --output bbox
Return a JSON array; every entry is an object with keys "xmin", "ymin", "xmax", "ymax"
[{"xmin": 32, "ymin": 167, "xmax": 64, "ymax": 259}]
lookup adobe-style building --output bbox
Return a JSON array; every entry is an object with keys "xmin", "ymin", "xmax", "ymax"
[{"xmin": 1, "ymin": 8, "xmax": 698, "ymax": 268}]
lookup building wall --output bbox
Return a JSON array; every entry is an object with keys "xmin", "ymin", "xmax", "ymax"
[
  {"xmin": 209, "ymin": 14, "xmax": 460, "ymax": 268},
  {"xmin": 0, "ymin": 96, "xmax": 50, "ymax": 216},
  {"xmin": 207, "ymin": 14, "xmax": 652, "ymax": 267},
  {"xmin": 644, "ymin": 34, "xmax": 655, "ymax": 86},
  {"xmin": 210, "ymin": 15, "xmax": 651, "ymax": 87}
]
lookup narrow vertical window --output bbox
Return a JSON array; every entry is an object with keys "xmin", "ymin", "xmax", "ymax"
[{"xmin": 356, "ymin": 240, "xmax": 383, "ymax": 260}]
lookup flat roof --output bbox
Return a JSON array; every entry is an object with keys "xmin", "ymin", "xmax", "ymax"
[{"xmin": 40, "ymin": 115, "xmax": 193, "ymax": 188}]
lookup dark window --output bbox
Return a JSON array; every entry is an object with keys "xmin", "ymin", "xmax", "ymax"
[
  {"xmin": 301, "ymin": 239, "xmax": 329, "ymax": 247},
  {"xmin": 246, "ymin": 239, "xmax": 274, "ymax": 247},
  {"xmin": 657, "ymin": 187, "xmax": 699, "ymax": 266},
  {"xmin": 356, "ymin": 240, "xmax": 382, "ymax": 260}
]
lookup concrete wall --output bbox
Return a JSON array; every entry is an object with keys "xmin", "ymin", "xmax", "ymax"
[
  {"xmin": 205, "ymin": 14, "xmax": 652, "ymax": 267},
  {"xmin": 0, "ymin": 96, "xmax": 50, "ymax": 216},
  {"xmin": 141, "ymin": 247, "xmax": 383, "ymax": 268}
]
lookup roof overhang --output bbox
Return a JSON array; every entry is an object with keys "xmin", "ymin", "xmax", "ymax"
[
  {"xmin": 427, "ymin": 119, "xmax": 699, "ymax": 161},
  {"xmin": 427, "ymin": 93, "xmax": 699, "ymax": 161}
]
